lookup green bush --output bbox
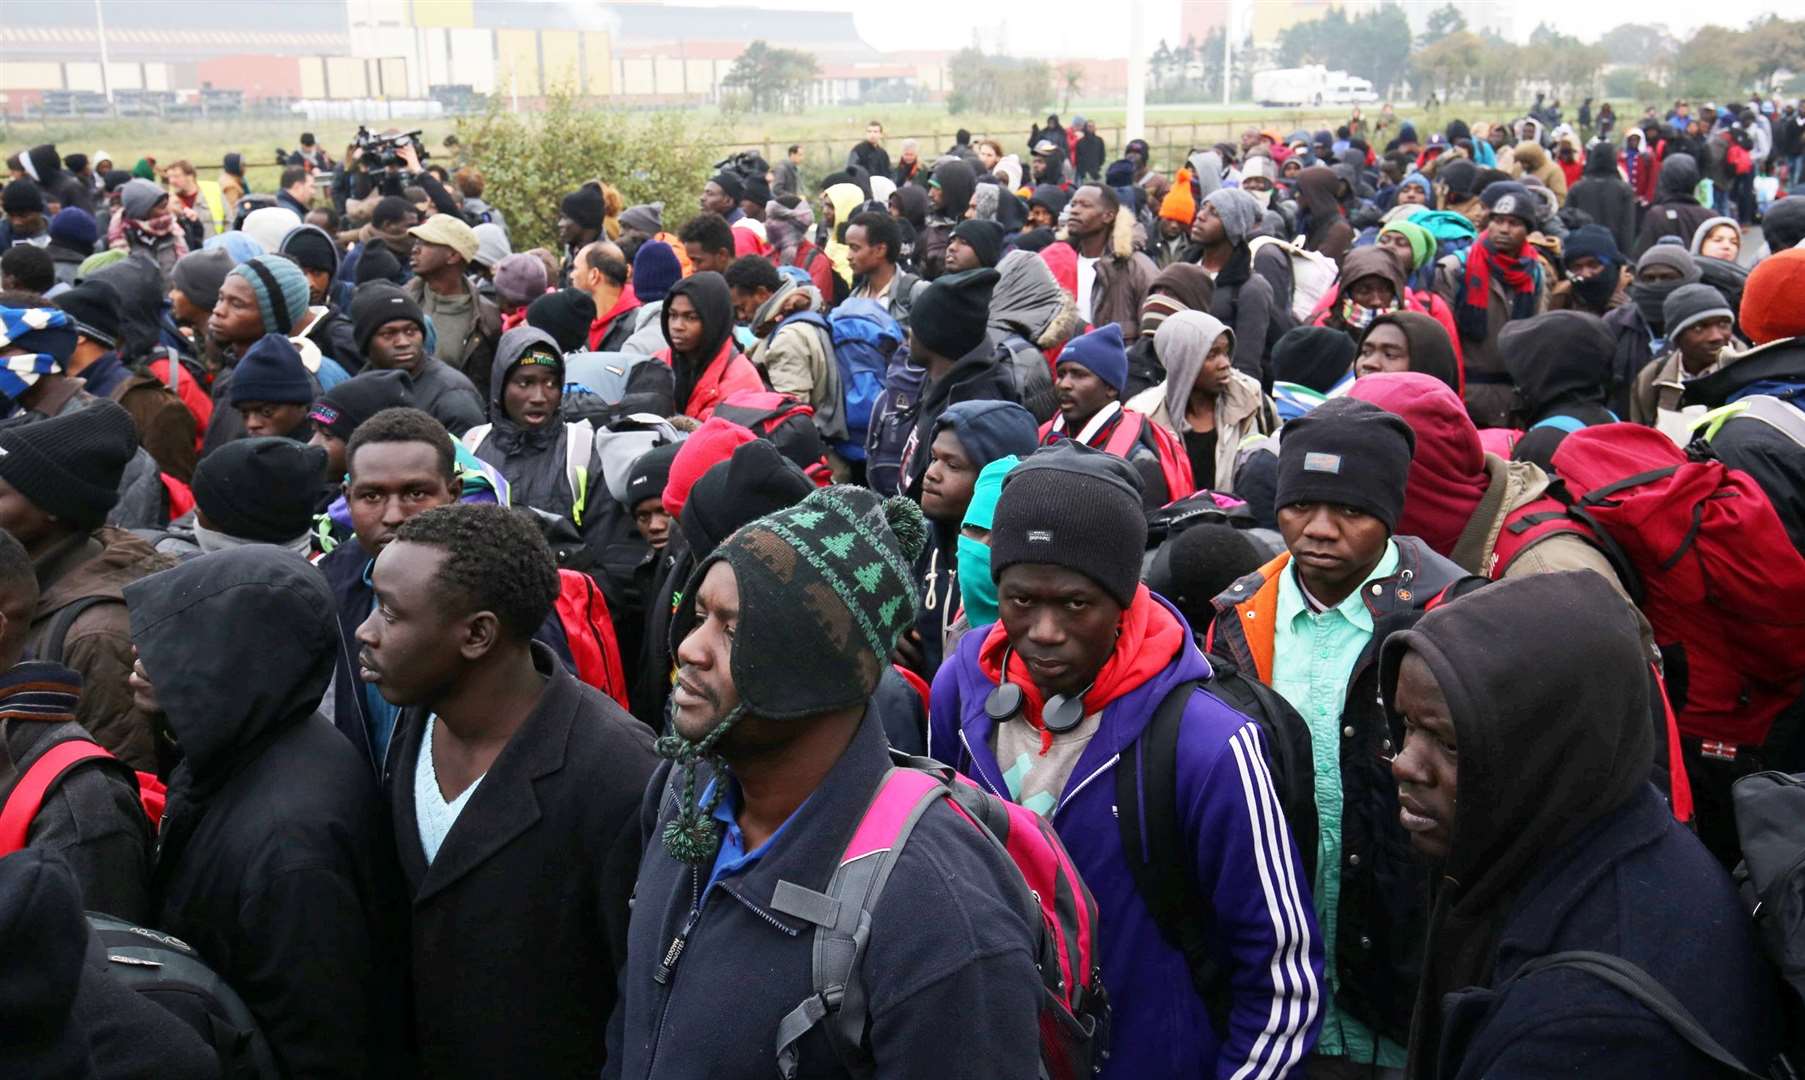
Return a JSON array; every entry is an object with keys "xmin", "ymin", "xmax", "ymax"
[{"xmin": 455, "ymin": 84, "xmax": 723, "ymax": 253}]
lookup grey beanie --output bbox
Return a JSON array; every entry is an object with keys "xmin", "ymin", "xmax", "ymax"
[
  {"xmin": 119, "ymin": 178, "xmax": 167, "ymax": 221},
  {"xmin": 1203, "ymin": 188, "xmax": 1260, "ymax": 245},
  {"xmin": 1662, "ymin": 283, "xmax": 1733, "ymax": 340},
  {"xmin": 1636, "ymin": 244, "xmax": 1702, "ymax": 285}
]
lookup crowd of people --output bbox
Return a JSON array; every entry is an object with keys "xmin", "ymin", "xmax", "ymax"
[{"xmin": 0, "ymin": 92, "xmax": 1803, "ymax": 1079}]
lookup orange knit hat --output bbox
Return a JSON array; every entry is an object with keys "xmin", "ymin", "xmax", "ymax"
[
  {"xmin": 1742, "ymin": 248, "xmax": 1805, "ymax": 345},
  {"xmin": 1160, "ymin": 168, "xmax": 1197, "ymax": 225}
]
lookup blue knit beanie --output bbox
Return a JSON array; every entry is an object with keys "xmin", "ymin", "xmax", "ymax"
[
  {"xmin": 47, "ymin": 208, "xmax": 98, "ymax": 253},
  {"xmin": 1057, "ymin": 322, "xmax": 1130, "ymax": 397},
  {"xmin": 228, "ymin": 334, "xmax": 314, "ymax": 406},
  {"xmin": 633, "ymin": 241, "xmax": 683, "ymax": 305},
  {"xmin": 230, "ymin": 254, "xmax": 310, "ymax": 337}
]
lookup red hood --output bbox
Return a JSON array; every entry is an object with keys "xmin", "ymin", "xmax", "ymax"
[
  {"xmin": 1348, "ymin": 372, "xmax": 1488, "ymax": 558},
  {"xmin": 978, "ymin": 584, "xmax": 1185, "ymax": 755}
]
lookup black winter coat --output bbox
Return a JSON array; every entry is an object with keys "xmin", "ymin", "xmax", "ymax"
[
  {"xmin": 387, "ymin": 645, "xmax": 657, "ymax": 1079},
  {"xmin": 130, "ymin": 549, "xmax": 408, "ymax": 1080}
]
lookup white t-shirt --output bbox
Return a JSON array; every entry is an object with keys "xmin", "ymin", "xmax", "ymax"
[
  {"xmin": 415, "ymin": 715, "xmax": 485, "ymax": 865},
  {"xmin": 1076, "ymin": 254, "xmax": 1100, "ymax": 321}
]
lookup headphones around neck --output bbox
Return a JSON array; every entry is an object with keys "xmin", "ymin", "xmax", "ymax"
[{"xmin": 984, "ymin": 648, "xmax": 1092, "ymax": 735}]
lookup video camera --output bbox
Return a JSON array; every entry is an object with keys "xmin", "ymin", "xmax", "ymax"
[
  {"xmin": 354, "ymin": 127, "xmax": 428, "ymax": 170},
  {"xmin": 713, "ymin": 149, "xmax": 769, "ymax": 183}
]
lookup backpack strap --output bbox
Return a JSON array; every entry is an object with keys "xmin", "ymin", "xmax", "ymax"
[
  {"xmin": 1115, "ymin": 679, "xmax": 1238, "ymax": 1029},
  {"xmin": 40, "ymin": 595, "xmax": 119, "ymax": 667},
  {"xmin": 1503, "ymin": 952, "xmax": 1766, "ymax": 1079},
  {"xmin": 459, "ymin": 423, "xmax": 493, "ymax": 454},
  {"xmin": 1529, "ymin": 414, "xmax": 1589, "ymax": 434},
  {"xmin": 772, "ymin": 766, "xmax": 948, "ymax": 1080},
  {"xmin": 0, "ymin": 738, "xmax": 116, "ymax": 854},
  {"xmin": 1101, "ymin": 409, "xmax": 1146, "ymax": 459},
  {"xmin": 563, "ymin": 419, "xmax": 594, "ymax": 528}
]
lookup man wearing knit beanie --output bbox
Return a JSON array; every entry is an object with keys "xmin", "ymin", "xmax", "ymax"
[
  {"xmin": 928, "ymin": 437, "xmax": 1323, "ymax": 1079},
  {"xmin": 631, "ymin": 240, "xmax": 682, "ymax": 306},
  {"xmin": 2, "ymin": 179, "xmax": 49, "ymax": 244},
  {"xmin": 492, "ymin": 253, "xmax": 547, "ymax": 320},
  {"xmin": 188, "ymin": 437, "xmax": 326, "ymax": 554},
  {"xmin": 1204, "ymin": 394, "xmax": 1465, "ymax": 1078},
  {"xmin": 1041, "ymin": 322, "xmax": 1183, "ymax": 509},
  {"xmin": 228, "ymin": 334, "xmax": 317, "ymax": 440},
  {"xmin": 891, "ymin": 266, "xmax": 1015, "ymax": 500},
  {"xmin": 46, "ymin": 208, "xmax": 98, "ymax": 286},
  {"xmin": 168, "ymin": 247, "xmax": 233, "ymax": 331},
  {"xmin": 909, "ymin": 266, "xmax": 999, "ymax": 365},
  {"xmin": 947, "ymin": 219, "xmax": 1005, "ymax": 271},
  {"xmin": 1191, "ymin": 187, "xmax": 1282, "ymax": 381},
  {"xmin": 624, "ymin": 442, "xmax": 680, "ymax": 550},
  {"xmin": 51, "ymin": 279, "xmax": 128, "ymax": 395},
  {"xmin": 1, "ymin": 401, "xmax": 174, "ymax": 771},
  {"xmin": 558, "ymin": 182, "xmax": 605, "ymax": 283},
  {"xmin": 1628, "ymin": 282, "xmax": 1736, "ymax": 425},
  {"xmin": 350, "ymin": 282, "xmax": 484, "ymax": 436},
  {"xmin": 700, "ymin": 171, "xmax": 745, "ymax": 223},
  {"xmin": 308, "ymin": 368, "xmax": 414, "ymax": 483},
  {"xmin": 524, "ymin": 289, "xmax": 596, "ymax": 354},
  {"xmin": 1557, "ymin": 224, "xmax": 1626, "ymax": 316},
  {"xmin": 619, "ymin": 483, "xmax": 1042, "ymax": 1078}
]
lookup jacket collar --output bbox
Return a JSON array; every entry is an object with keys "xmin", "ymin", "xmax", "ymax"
[{"xmin": 393, "ymin": 642, "xmax": 579, "ymax": 905}]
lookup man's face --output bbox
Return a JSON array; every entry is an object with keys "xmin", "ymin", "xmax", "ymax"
[
  {"xmin": 366, "ymin": 319, "xmax": 425, "ymax": 373},
  {"xmin": 1242, "ymin": 130, "xmax": 1261, "ymax": 151},
  {"xmin": 671, "ymin": 560, "xmax": 744, "ymax": 741},
  {"xmin": 309, "ymin": 429, "xmax": 348, "ymax": 484},
  {"xmin": 167, "ymin": 168, "xmax": 198, "ymax": 196},
  {"xmin": 570, "ymin": 242, "xmax": 599, "ymax": 292},
  {"xmin": 845, "ymin": 224, "xmax": 884, "ymax": 276},
  {"xmin": 633, "ymin": 497, "xmax": 670, "ymax": 550},
  {"xmin": 1349, "ymin": 275, "xmax": 1396, "ymax": 310},
  {"xmin": 1065, "ymin": 187, "xmax": 1111, "ymax": 240},
  {"xmin": 557, "ymin": 214, "xmax": 584, "ymax": 247},
  {"xmin": 1638, "ymin": 263, "xmax": 1682, "ymax": 285},
  {"xmin": 1567, "ymin": 254, "xmax": 1605, "ymax": 280},
  {"xmin": 303, "ymin": 267, "xmax": 332, "ymax": 306},
  {"xmin": 1488, "ymin": 128, "xmax": 1508, "ymax": 149},
  {"xmin": 1055, "ymin": 360, "xmax": 1116, "ymax": 427},
  {"xmin": 356, "ymin": 540, "xmax": 465, "ymax": 707},
  {"xmin": 700, "ymin": 181, "xmax": 735, "ymax": 216},
  {"xmin": 0, "ymin": 477, "xmax": 57, "ymax": 554},
  {"xmin": 1390, "ymin": 650, "xmax": 1458, "ymax": 859},
  {"xmin": 410, "ymin": 240, "xmax": 456, "ymax": 279},
  {"xmin": 208, "ymin": 274, "xmax": 266, "ymax": 346},
  {"xmin": 1378, "ymin": 230, "xmax": 1415, "ymax": 274},
  {"xmin": 978, "ymin": 143, "xmax": 1000, "ymax": 170},
  {"xmin": 866, "ymin": 123, "xmax": 883, "ymax": 147},
  {"xmin": 997, "ymin": 564, "xmax": 1123, "ymax": 699},
  {"xmin": 5, "ymin": 211, "xmax": 45, "ymax": 238},
  {"xmin": 1276, "ymin": 502, "xmax": 1390, "ymax": 606},
  {"xmin": 789, "ymin": 149, "xmax": 803, "ymax": 164},
  {"xmin": 503, "ymin": 361, "xmax": 561, "ymax": 429},
  {"xmin": 665, "ymin": 293, "xmax": 704, "ymax": 353},
  {"xmin": 728, "ymin": 286, "xmax": 769, "ymax": 325},
  {"xmin": 169, "ymin": 286, "xmax": 208, "ymax": 327},
  {"xmin": 375, "ymin": 213, "xmax": 418, "ymax": 258},
  {"xmin": 346, "ymin": 441, "xmax": 456, "ymax": 556},
  {"xmin": 238, "ymin": 402, "xmax": 309, "ymax": 439},
  {"xmin": 1027, "ymin": 204, "xmax": 1056, "ymax": 230},
  {"xmin": 684, "ymin": 242, "xmax": 731, "ymax": 275},
  {"xmin": 1189, "ymin": 199, "xmax": 1223, "ymax": 246},
  {"xmin": 920, "ymin": 430, "xmax": 978, "ymax": 524},
  {"xmin": 290, "ymin": 173, "xmax": 317, "ymax": 206},
  {"xmin": 1355, "ymin": 322, "xmax": 1410, "ymax": 378},
  {"xmin": 1677, "ymin": 316, "xmax": 1733, "ymax": 365},
  {"xmin": 944, "ymin": 235, "xmax": 980, "ymax": 273},
  {"xmin": 1195, "ymin": 332, "xmax": 1234, "ymax": 396},
  {"xmin": 1242, "ymin": 175, "xmax": 1273, "ymax": 196},
  {"xmin": 1484, "ymin": 214, "xmax": 1529, "ymax": 254},
  {"xmin": 739, "ymin": 198, "xmax": 766, "ymax": 222},
  {"xmin": 1396, "ymin": 183, "xmax": 1427, "ymax": 206}
]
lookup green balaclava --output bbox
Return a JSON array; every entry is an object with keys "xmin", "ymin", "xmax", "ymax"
[
  {"xmin": 955, "ymin": 455, "xmax": 1021, "ymax": 631},
  {"xmin": 656, "ymin": 485, "xmax": 927, "ymax": 863}
]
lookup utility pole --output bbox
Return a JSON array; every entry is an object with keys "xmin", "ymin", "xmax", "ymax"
[
  {"xmin": 1222, "ymin": 1, "xmax": 1233, "ymax": 106},
  {"xmin": 93, "ymin": 0, "xmax": 114, "ymax": 110},
  {"xmin": 1125, "ymin": 0, "xmax": 1145, "ymax": 144}
]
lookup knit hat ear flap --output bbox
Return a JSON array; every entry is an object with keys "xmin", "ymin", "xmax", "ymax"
[{"xmin": 881, "ymin": 494, "xmax": 926, "ymax": 563}]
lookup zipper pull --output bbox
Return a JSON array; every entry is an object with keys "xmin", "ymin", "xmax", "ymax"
[{"xmin": 653, "ymin": 909, "xmax": 700, "ymax": 985}]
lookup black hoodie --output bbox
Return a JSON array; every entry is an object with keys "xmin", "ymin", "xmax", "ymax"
[
  {"xmin": 27, "ymin": 144, "xmax": 94, "ymax": 217},
  {"xmin": 1499, "ymin": 310, "xmax": 1617, "ymax": 427},
  {"xmin": 127, "ymin": 548, "xmax": 407, "ymax": 1079},
  {"xmin": 1380, "ymin": 571, "xmax": 1774, "ymax": 1079},
  {"xmin": 660, "ymin": 271, "xmax": 736, "ymax": 414},
  {"xmin": 919, "ymin": 160, "xmax": 979, "ymax": 279},
  {"xmin": 1632, "ymin": 153, "xmax": 1714, "ymax": 258}
]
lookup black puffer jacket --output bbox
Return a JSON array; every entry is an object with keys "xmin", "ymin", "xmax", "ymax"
[{"xmin": 130, "ymin": 548, "xmax": 407, "ymax": 1079}]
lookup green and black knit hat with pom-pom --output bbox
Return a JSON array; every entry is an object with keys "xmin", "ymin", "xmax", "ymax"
[{"xmin": 656, "ymin": 484, "xmax": 926, "ymax": 863}]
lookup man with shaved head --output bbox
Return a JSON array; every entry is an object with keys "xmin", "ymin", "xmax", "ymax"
[{"xmin": 574, "ymin": 239, "xmax": 641, "ymax": 351}]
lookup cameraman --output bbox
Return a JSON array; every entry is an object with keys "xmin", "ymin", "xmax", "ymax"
[{"xmin": 345, "ymin": 140, "xmax": 462, "ymax": 227}]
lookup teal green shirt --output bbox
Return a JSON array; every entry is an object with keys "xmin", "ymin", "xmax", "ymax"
[{"xmin": 1271, "ymin": 541, "xmax": 1406, "ymax": 1067}]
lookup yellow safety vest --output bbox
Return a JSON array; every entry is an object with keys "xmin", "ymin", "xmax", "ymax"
[{"xmin": 197, "ymin": 179, "xmax": 228, "ymax": 233}]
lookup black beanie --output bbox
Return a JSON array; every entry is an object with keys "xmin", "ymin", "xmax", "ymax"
[
  {"xmin": 625, "ymin": 442, "xmax": 681, "ymax": 511},
  {"xmin": 355, "ymin": 241, "xmax": 403, "ymax": 286},
  {"xmin": 351, "ymin": 282, "xmax": 425, "ymax": 351},
  {"xmin": 0, "ymin": 400, "xmax": 138, "ymax": 530},
  {"xmin": 678, "ymin": 438, "xmax": 814, "ymax": 558},
  {"xmin": 1144, "ymin": 523, "xmax": 1264, "ymax": 630},
  {"xmin": 525, "ymin": 289, "xmax": 596, "ymax": 354},
  {"xmin": 1275, "ymin": 396, "xmax": 1415, "ymax": 531},
  {"xmin": 310, "ymin": 369, "xmax": 415, "ymax": 442},
  {"xmin": 228, "ymin": 334, "xmax": 314, "ymax": 406},
  {"xmin": 990, "ymin": 441, "xmax": 1147, "ymax": 608},
  {"xmin": 52, "ymin": 279, "xmax": 122, "ymax": 349},
  {"xmin": 279, "ymin": 223, "xmax": 340, "ymax": 277},
  {"xmin": 911, "ymin": 266, "xmax": 999, "ymax": 360},
  {"xmin": 951, "ymin": 219, "xmax": 1006, "ymax": 268},
  {"xmin": 740, "ymin": 174, "xmax": 771, "ymax": 205},
  {"xmin": 2, "ymin": 179, "xmax": 45, "ymax": 215},
  {"xmin": 560, "ymin": 182, "xmax": 606, "ymax": 232},
  {"xmin": 192, "ymin": 437, "xmax": 327, "ymax": 542},
  {"xmin": 710, "ymin": 171, "xmax": 744, "ymax": 203}
]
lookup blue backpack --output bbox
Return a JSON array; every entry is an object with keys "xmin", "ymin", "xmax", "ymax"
[
  {"xmin": 777, "ymin": 299, "xmax": 903, "ymax": 464},
  {"xmin": 864, "ymin": 349, "xmax": 929, "ymax": 496}
]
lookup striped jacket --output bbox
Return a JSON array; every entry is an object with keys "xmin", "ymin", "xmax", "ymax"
[{"xmin": 929, "ymin": 594, "xmax": 1324, "ymax": 1079}]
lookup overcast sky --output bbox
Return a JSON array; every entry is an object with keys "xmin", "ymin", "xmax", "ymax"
[{"xmin": 686, "ymin": 0, "xmax": 1788, "ymax": 58}]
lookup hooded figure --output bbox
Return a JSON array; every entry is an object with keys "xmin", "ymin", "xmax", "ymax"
[
  {"xmin": 658, "ymin": 271, "xmax": 762, "ymax": 421},
  {"xmin": 986, "ymin": 249, "xmax": 1079, "ymax": 421},
  {"xmin": 1380, "ymin": 572, "xmax": 1777, "ymax": 1079},
  {"xmin": 1295, "ymin": 165, "xmax": 1354, "ymax": 264},
  {"xmin": 1633, "ymin": 154, "xmax": 1714, "ymax": 258},
  {"xmin": 1126, "ymin": 309, "xmax": 1270, "ymax": 493},
  {"xmin": 462, "ymin": 325, "xmax": 600, "ymax": 528},
  {"xmin": 1317, "ymin": 246, "xmax": 1406, "ymax": 342},
  {"xmin": 821, "ymin": 182, "xmax": 864, "ymax": 284},
  {"xmin": 1509, "ymin": 142, "xmax": 1567, "ymax": 204},
  {"xmin": 1357, "ymin": 310, "xmax": 1462, "ymax": 395},
  {"xmin": 107, "ymin": 178, "xmax": 187, "ymax": 279},
  {"xmin": 128, "ymin": 547, "xmax": 406, "ymax": 1078},
  {"xmin": 1566, "ymin": 142, "xmax": 1636, "ymax": 255},
  {"xmin": 1500, "ymin": 310, "xmax": 1618, "ymax": 461},
  {"xmin": 920, "ymin": 159, "xmax": 978, "ymax": 279}
]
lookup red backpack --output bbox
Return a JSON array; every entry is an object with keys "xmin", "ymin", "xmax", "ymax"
[
  {"xmin": 554, "ymin": 569, "xmax": 629, "ymax": 708},
  {"xmin": 715, "ymin": 390, "xmax": 834, "ymax": 486},
  {"xmin": 1488, "ymin": 423, "xmax": 1805, "ymax": 748},
  {"xmin": 773, "ymin": 751, "xmax": 1108, "ymax": 1080},
  {"xmin": 1038, "ymin": 410, "xmax": 1197, "ymax": 507},
  {"xmin": 0, "ymin": 739, "xmax": 165, "ymax": 854}
]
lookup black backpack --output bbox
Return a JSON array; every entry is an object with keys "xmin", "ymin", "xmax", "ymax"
[
  {"xmin": 1114, "ymin": 658, "xmax": 1318, "ymax": 1034},
  {"xmin": 1732, "ymin": 771, "xmax": 1805, "ymax": 1074},
  {"xmin": 85, "ymin": 913, "xmax": 278, "ymax": 1079}
]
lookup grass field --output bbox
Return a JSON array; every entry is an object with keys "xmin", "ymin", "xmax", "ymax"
[{"xmin": 3, "ymin": 99, "xmax": 1503, "ymax": 191}]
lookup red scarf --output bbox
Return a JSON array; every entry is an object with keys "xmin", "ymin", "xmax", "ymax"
[
  {"xmin": 977, "ymin": 585, "xmax": 1186, "ymax": 755},
  {"xmin": 1457, "ymin": 240, "xmax": 1538, "ymax": 342}
]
